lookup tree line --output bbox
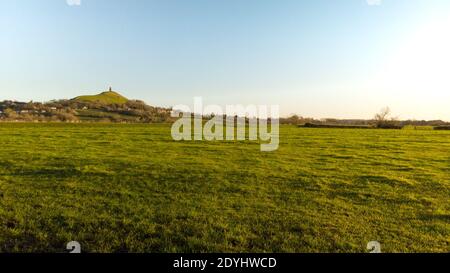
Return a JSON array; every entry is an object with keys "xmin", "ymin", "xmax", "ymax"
[
  {"xmin": 0, "ymin": 99, "xmax": 174, "ymax": 123},
  {"xmin": 280, "ymin": 107, "xmax": 450, "ymax": 128}
]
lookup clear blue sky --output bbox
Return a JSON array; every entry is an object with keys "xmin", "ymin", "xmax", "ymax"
[{"xmin": 1, "ymin": 0, "xmax": 450, "ymax": 120}]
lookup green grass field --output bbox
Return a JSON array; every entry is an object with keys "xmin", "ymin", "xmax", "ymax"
[{"xmin": 0, "ymin": 123, "xmax": 449, "ymax": 253}]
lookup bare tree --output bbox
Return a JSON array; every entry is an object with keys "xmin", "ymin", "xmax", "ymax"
[
  {"xmin": 374, "ymin": 107, "xmax": 391, "ymax": 123},
  {"xmin": 374, "ymin": 107, "xmax": 400, "ymax": 128},
  {"xmin": 3, "ymin": 108, "xmax": 18, "ymax": 120}
]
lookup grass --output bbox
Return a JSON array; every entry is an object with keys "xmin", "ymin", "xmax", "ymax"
[
  {"xmin": 73, "ymin": 91, "xmax": 128, "ymax": 104},
  {"xmin": 75, "ymin": 109, "xmax": 137, "ymax": 122},
  {"xmin": 402, "ymin": 125, "xmax": 435, "ymax": 130},
  {"xmin": 0, "ymin": 123, "xmax": 449, "ymax": 253}
]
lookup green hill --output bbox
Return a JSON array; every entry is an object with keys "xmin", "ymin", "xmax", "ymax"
[{"xmin": 73, "ymin": 90, "xmax": 129, "ymax": 104}]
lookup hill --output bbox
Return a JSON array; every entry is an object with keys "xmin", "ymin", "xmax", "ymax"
[
  {"xmin": 0, "ymin": 88, "xmax": 174, "ymax": 123},
  {"xmin": 72, "ymin": 90, "xmax": 129, "ymax": 104}
]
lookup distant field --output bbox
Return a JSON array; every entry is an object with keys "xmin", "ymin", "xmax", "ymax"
[{"xmin": 0, "ymin": 123, "xmax": 449, "ymax": 253}]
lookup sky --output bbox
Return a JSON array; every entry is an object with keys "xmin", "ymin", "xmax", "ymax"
[{"xmin": 1, "ymin": 0, "xmax": 450, "ymax": 120}]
